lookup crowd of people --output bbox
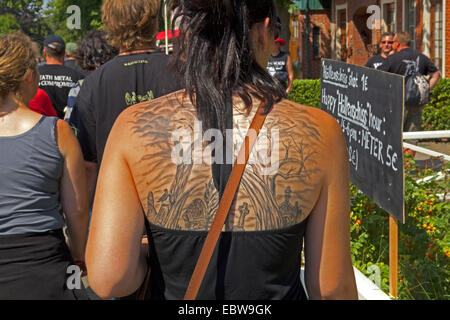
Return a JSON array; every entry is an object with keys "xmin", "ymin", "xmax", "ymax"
[{"xmin": 2, "ymin": 0, "xmax": 440, "ymax": 301}]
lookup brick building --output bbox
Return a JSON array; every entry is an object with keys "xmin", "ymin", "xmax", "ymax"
[{"xmin": 291, "ymin": 0, "xmax": 448, "ymax": 78}]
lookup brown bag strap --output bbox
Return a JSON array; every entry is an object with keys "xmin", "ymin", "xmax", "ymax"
[{"xmin": 184, "ymin": 104, "xmax": 269, "ymax": 300}]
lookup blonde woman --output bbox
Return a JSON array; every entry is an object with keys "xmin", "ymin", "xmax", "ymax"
[{"xmin": 0, "ymin": 32, "xmax": 89, "ymax": 300}]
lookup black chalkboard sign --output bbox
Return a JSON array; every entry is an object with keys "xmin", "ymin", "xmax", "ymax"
[{"xmin": 321, "ymin": 59, "xmax": 405, "ymax": 223}]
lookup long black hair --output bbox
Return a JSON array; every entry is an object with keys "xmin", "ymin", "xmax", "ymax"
[{"xmin": 170, "ymin": 0, "xmax": 285, "ymax": 135}]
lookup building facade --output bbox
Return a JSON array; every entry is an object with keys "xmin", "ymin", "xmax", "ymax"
[{"xmin": 291, "ymin": 0, "xmax": 448, "ymax": 78}]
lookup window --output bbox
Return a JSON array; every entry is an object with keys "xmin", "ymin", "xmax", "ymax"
[
  {"xmin": 383, "ymin": 2, "xmax": 396, "ymax": 33},
  {"xmin": 433, "ymin": 2, "xmax": 443, "ymax": 71},
  {"xmin": 406, "ymin": 0, "xmax": 416, "ymax": 49},
  {"xmin": 313, "ymin": 27, "xmax": 320, "ymax": 57}
]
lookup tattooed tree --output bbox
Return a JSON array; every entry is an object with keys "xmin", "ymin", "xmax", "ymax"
[{"xmin": 240, "ymin": 113, "xmax": 321, "ymax": 230}]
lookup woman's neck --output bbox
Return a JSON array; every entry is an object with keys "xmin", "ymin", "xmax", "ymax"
[{"xmin": 0, "ymin": 93, "xmax": 23, "ymax": 116}]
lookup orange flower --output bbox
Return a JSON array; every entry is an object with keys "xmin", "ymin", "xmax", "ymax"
[{"xmin": 356, "ymin": 220, "xmax": 362, "ymax": 225}]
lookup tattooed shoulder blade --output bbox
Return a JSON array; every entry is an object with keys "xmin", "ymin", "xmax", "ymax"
[{"xmin": 128, "ymin": 95, "xmax": 325, "ymax": 232}]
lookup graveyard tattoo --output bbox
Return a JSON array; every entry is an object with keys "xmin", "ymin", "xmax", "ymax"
[{"xmin": 128, "ymin": 94, "xmax": 324, "ymax": 232}]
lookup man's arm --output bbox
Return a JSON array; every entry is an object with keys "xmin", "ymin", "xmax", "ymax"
[
  {"xmin": 429, "ymin": 70, "xmax": 441, "ymax": 90},
  {"xmin": 286, "ymin": 55, "xmax": 295, "ymax": 94},
  {"xmin": 423, "ymin": 54, "xmax": 440, "ymax": 90}
]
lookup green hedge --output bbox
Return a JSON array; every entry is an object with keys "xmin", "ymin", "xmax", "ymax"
[
  {"xmin": 288, "ymin": 78, "xmax": 450, "ymax": 131},
  {"xmin": 287, "ymin": 79, "xmax": 321, "ymax": 109},
  {"xmin": 423, "ymin": 78, "xmax": 450, "ymax": 131}
]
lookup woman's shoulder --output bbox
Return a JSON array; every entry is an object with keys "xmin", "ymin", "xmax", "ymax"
[
  {"xmin": 271, "ymin": 99, "xmax": 343, "ymax": 139},
  {"xmin": 109, "ymin": 90, "xmax": 193, "ymax": 150}
]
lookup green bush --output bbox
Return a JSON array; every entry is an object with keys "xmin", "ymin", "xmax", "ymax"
[
  {"xmin": 423, "ymin": 78, "xmax": 450, "ymax": 131},
  {"xmin": 287, "ymin": 79, "xmax": 321, "ymax": 108},
  {"xmin": 350, "ymin": 156, "xmax": 449, "ymax": 300}
]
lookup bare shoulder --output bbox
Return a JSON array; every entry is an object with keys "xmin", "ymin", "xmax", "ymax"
[
  {"xmin": 110, "ymin": 90, "xmax": 189, "ymax": 137},
  {"xmin": 270, "ymin": 99, "xmax": 345, "ymax": 146},
  {"xmin": 108, "ymin": 90, "xmax": 195, "ymax": 160}
]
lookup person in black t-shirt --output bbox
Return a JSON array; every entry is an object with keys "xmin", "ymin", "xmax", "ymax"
[
  {"xmin": 365, "ymin": 32, "xmax": 395, "ymax": 70},
  {"xmin": 39, "ymin": 35, "xmax": 83, "ymax": 119},
  {"xmin": 75, "ymin": 0, "xmax": 182, "ymax": 209},
  {"xmin": 267, "ymin": 17, "xmax": 294, "ymax": 94},
  {"xmin": 379, "ymin": 31, "xmax": 441, "ymax": 131},
  {"xmin": 267, "ymin": 37, "xmax": 294, "ymax": 94}
]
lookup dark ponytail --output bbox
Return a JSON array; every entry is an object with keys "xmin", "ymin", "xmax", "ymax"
[{"xmin": 170, "ymin": 0, "xmax": 285, "ymax": 135}]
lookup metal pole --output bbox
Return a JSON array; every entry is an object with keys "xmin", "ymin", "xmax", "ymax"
[{"xmin": 164, "ymin": 1, "xmax": 169, "ymax": 55}]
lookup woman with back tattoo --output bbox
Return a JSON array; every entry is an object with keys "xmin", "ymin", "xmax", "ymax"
[{"xmin": 86, "ymin": 0, "xmax": 357, "ymax": 300}]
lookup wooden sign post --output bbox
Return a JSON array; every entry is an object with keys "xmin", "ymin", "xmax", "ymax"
[
  {"xmin": 320, "ymin": 59, "xmax": 405, "ymax": 299},
  {"xmin": 389, "ymin": 216, "xmax": 398, "ymax": 298}
]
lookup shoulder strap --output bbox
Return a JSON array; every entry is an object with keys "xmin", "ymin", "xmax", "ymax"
[{"xmin": 184, "ymin": 103, "xmax": 269, "ymax": 300}]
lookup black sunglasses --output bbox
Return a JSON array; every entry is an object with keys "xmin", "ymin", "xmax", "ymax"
[{"xmin": 381, "ymin": 41, "xmax": 394, "ymax": 44}]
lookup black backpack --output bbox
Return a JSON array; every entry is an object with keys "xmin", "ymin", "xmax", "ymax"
[{"xmin": 405, "ymin": 72, "xmax": 430, "ymax": 108}]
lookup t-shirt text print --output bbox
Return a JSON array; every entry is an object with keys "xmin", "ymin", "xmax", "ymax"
[{"xmin": 39, "ymin": 74, "xmax": 76, "ymax": 88}]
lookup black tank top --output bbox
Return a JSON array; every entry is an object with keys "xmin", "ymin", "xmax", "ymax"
[
  {"xmin": 143, "ymin": 96, "xmax": 308, "ymax": 300},
  {"xmin": 144, "ymin": 220, "xmax": 308, "ymax": 300}
]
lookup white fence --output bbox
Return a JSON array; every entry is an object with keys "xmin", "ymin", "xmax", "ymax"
[{"xmin": 403, "ymin": 130, "xmax": 450, "ymax": 161}]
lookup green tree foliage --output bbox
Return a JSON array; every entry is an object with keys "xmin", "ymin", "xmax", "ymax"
[
  {"xmin": 0, "ymin": 14, "xmax": 20, "ymax": 34},
  {"xmin": 0, "ymin": 0, "xmax": 51, "ymax": 42},
  {"xmin": 45, "ymin": 0, "xmax": 103, "ymax": 44}
]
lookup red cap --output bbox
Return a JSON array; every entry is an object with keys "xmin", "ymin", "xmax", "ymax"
[{"xmin": 274, "ymin": 37, "xmax": 286, "ymax": 46}]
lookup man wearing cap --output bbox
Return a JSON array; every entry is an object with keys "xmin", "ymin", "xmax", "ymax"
[
  {"xmin": 38, "ymin": 35, "xmax": 83, "ymax": 119},
  {"xmin": 267, "ymin": 36, "xmax": 294, "ymax": 94}
]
